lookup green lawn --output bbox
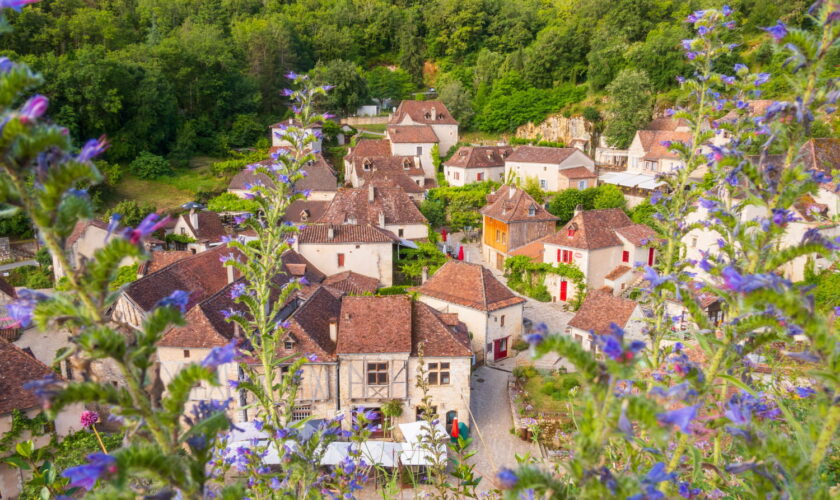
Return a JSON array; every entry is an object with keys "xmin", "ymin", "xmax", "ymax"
[
  {"xmin": 521, "ymin": 372, "xmax": 579, "ymax": 415},
  {"xmin": 358, "ymin": 123, "xmax": 388, "ymax": 133},
  {"xmin": 459, "ymin": 130, "xmax": 507, "ymax": 145}
]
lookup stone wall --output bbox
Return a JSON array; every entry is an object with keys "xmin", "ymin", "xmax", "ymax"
[{"xmin": 515, "ymin": 115, "xmax": 593, "ymax": 151}]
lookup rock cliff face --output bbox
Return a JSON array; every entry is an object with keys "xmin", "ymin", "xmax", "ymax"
[{"xmin": 515, "ymin": 115, "xmax": 594, "ymax": 149}]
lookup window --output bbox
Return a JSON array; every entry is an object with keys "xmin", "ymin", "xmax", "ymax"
[
  {"xmin": 622, "ymin": 250, "xmax": 629, "ymax": 263},
  {"xmin": 691, "ymin": 237, "xmax": 698, "ymax": 248},
  {"xmin": 539, "ymin": 179, "xmax": 547, "ymax": 189},
  {"xmin": 416, "ymin": 146, "xmax": 423, "ymax": 156},
  {"xmin": 495, "ymin": 229, "xmax": 501, "ymax": 243},
  {"xmin": 363, "ymin": 159, "xmax": 372, "ymax": 171},
  {"xmin": 183, "ymin": 350, "xmax": 190, "ymax": 358},
  {"xmin": 367, "ymin": 362, "xmax": 388, "ymax": 385},
  {"xmin": 398, "ymin": 228, "xmax": 404, "ymax": 237},
  {"xmin": 454, "ymin": 171, "xmax": 460, "ymax": 180},
  {"xmin": 574, "ymin": 334, "xmax": 583, "ymax": 344},
  {"xmin": 180, "ymin": 228, "xmax": 186, "ymax": 235},
  {"xmin": 427, "ymin": 362, "xmax": 450, "ymax": 385},
  {"xmin": 337, "ymin": 253, "xmax": 345, "ymax": 267},
  {"xmin": 528, "ymin": 205, "xmax": 536, "ymax": 216},
  {"xmin": 500, "ymin": 315, "xmax": 505, "ymax": 327},
  {"xmin": 292, "ymin": 405, "xmax": 312, "ymax": 421},
  {"xmin": 476, "ymin": 173, "xmax": 483, "ymax": 181},
  {"xmin": 557, "ymin": 249, "xmax": 573, "ymax": 263},
  {"xmin": 578, "ymin": 180, "xmax": 587, "ymax": 189},
  {"xmin": 567, "ymin": 229, "xmax": 576, "ymax": 237},
  {"xmin": 284, "ymin": 339, "xmax": 294, "ymax": 350}
]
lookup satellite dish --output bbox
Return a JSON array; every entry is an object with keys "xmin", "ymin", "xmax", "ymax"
[{"xmin": 182, "ymin": 202, "xmax": 204, "ymax": 210}]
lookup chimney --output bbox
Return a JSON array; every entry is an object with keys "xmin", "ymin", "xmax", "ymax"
[
  {"xmin": 328, "ymin": 226, "xmax": 335, "ymax": 240},
  {"xmin": 190, "ymin": 209, "xmax": 199, "ymax": 230},
  {"xmin": 378, "ymin": 211, "xmax": 385, "ymax": 228},
  {"xmin": 421, "ymin": 266, "xmax": 428, "ymax": 284},
  {"xmin": 227, "ymin": 263, "xmax": 234, "ymax": 284},
  {"xmin": 574, "ymin": 204, "xmax": 584, "ymax": 216},
  {"xmin": 431, "ymin": 107, "xmax": 437, "ymax": 120},
  {"xmin": 508, "ymin": 186, "xmax": 516, "ymax": 199},
  {"xmin": 368, "ymin": 184, "xmax": 375, "ymax": 203},
  {"xmin": 328, "ymin": 317, "xmax": 338, "ymax": 343}
]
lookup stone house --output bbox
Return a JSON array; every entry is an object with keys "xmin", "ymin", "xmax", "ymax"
[
  {"xmin": 386, "ymin": 125, "xmax": 438, "ymax": 178},
  {"xmin": 665, "ymin": 292, "xmax": 725, "ymax": 336},
  {"xmin": 565, "ymin": 291, "xmax": 645, "ymax": 354},
  {"xmin": 271, "ymin": 118, "xmax": 323, "ymax": 153},
  {"xmin": 54, "ymin": 219, "xmax": 110, "ymax": 280},
  {"xmin": 443, "ymin": 145, "xmax": 513, "ymax": 186},
  {"xmin": 170, "ymin": 210, "xmax": 229, "ymax": 253},
  {"xmin": 503, "ymin": 146, "xmax": 595, "ymax": 192},
  {"xmin": 293, "ymin": 224, "xmax": 397, "ymax": 286},
  {"xmin": 0, "ymin": 339, "xmax": 84, "ymax": 499},
  {"xmin": 411, "ymin": 261, "xmax": 526, "ymax": 363},
  {"xmin": 480, "ymin": 185, "xmax": 558, "ymax": 271},
  {"xmin": 343, "ymin": 139, "xmax": 393, "ymax": 186},
  {"xmin": 626, "ymin": 129, "xmax": 691, "ymax": 175},
  {"xmin": 229, "ymin": 153, "xmax": 337, "ymax": 202},
  {"xmin": 388, "ymin": 100, "xmax": 459, "ymax": 156},
  {"xmin": 539, "ymin": 208, "xmax": 657, "ymax": 303},
  {"xmin": 317, "ymin": 185, "xmax": 429, "ymax": 241}
]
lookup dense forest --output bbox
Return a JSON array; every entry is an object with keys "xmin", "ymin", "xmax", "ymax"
[{"xmin": 1, "ymin": 0, "xmax": 812, "ymax": 165}]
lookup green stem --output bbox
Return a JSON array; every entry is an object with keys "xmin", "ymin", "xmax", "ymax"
[
  {"xmin": 92, "ymin": 424, "xmax": 108, "ymax": 454},
  {"xmin": 810, "ymin": 404, "xmax": 840, "ymax": 470}
]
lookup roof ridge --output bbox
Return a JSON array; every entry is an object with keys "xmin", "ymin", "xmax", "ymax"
[{"xmin": 479, "ymin": 263, "xmax": 488, "ymax": 309}]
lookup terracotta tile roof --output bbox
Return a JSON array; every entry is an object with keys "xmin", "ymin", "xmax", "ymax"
[
  {"xmin": 336, "ymin": 295, "xmax": 413, "ymax": 353},
  {"xmin": 720, "ymin": 100, "xmax": 775, "ymax": 122},
  {"xmin": 141, "ymin": 251, "xmax": 193, "ymax": 276},
  {"xmin": 66, "ymin": 219, "xmax": 109, "ymax": 248},
  {"xmin": 387, "ymin": 125, "xmax": 438, "ymax": 144},
  {"xmin": 296, "ymin": 153, "xmax": 338, "ymax": 193},
  {"xmin": 615, "ymin": 224, "xmax": 658, "ymax": 246},
  {"xmin": 558, "ymin": 166, "xmax": 597, "ymax": 179},
  {"xmin": 637, "ymin": 130, "xmax": 692, "ymax": 160},
  {"xmin": 443, "ymin": 146, "xmax": 513, "ymax": 169},
  {"xmin": 297, "ymin": 224, "xmax": 398, "ymax": 244},
  {"xmin": 229, "ymin": 169, "xmax": 274, "ymax": 191},
  {"xmin": 480, "ymin": 185, "xmax": 558, "ymax": 223},
  {"xmin": 345, "ymin": 139, "xmax": 392, "ymax": 162},
  {"xmin": 282, "ymin": 200, "xmax": 331, "ymax": 224},
  {"xmin": 411, "ymin": 301, "xmax": 472, "ymax": 357},
  {"xmin": 567, "ymin": 291, "xmax": 639, "ymax": 335},
  {"xmin": 507, "ymin": 234, "xmax": 553, "ymax": 262},
  {"xmin": 411, "ymin": 260, "xmax": 526, "ymax": 312},
  {"xmin": 323, "ymin": 271, "xmax": 381, "ymax": 295},
  {"xmin": 544, "ymin": 208, "xmax": 647, "ymax": 250},
  {"xmin": 0, "ymin": 277, "xmax": 16, "ymax": 299},
  {"xmin": 646, "ymin": 117, "xmax": 690, "ymax": 131},
  {"xmin": 605, "ymin": 265, "xmax": 632, "ymax": 280},
  {"xmin": 0, "ymin": 338, "xmax": 56, "ymax": 414},
  {"xmin": 317, "ymin": 186, "xmax": 428, "ymax": 225},
  {"xmin": 364, "ymin": 173, "xmax": 425, "ymax": 194},
  {"xmin": 800, "ymin": 138, "xmax": 840, "ymax": 191},
  {"xmin": 389, "ymin": 100, "xmax": 458, "ymax": 126},
  {"xmin": 353, "ymin": 155, "xmax": 423, "ymax": 180},
  {"xmin": 505, "ymin": 146, "xmax": 579, "ymax": 164},
  {"xmin": 181, "ymin": 211, "xmax": 228, "ymax": 243},
  {"xmin": 123, "ymin": 244, "xmax": 242, "ymax": 312},
  {"xmin": 280, "ymin": 286, "xmax": 342, "ymax": 361}
]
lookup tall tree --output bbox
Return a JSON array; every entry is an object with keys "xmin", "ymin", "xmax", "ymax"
[
  {"xmin": 604, "ymin": 68, "xmax": 653, "ymax": 149},
  {"xmin": 310, "ymin": 59, "xmax": 368, "ymax": 115}
]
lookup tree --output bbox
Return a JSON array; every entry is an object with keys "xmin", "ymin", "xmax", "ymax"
[
  {"xmin": 522, "ymin": 176, "xmax": 545, "ymax": 204},
  {"xmin": 129, "ymin": 151, "xmax": 173, "ymax": 179},
  {"xmin": 365, "ymin": 66, "xmax": 415, "ymax": 104},
  {"xmin": 592, "ymin": 184, "xmax": 626, "ymax": 209},
  {"xmin": 310, "ymin": 59, "xmax": 368, "ymax": 115},
  {"xmin": 419, "ymin": 199, "xmax": 446, "ymax": 228},
  {"xmin": 626, "ymin": 23, "xmax": 692, "ymax": 91},
  {"xmin": 437, "ymin": 77, "xmax": 474, "ymax": 128},
  {"xmin": 604, "ymin": 68, "xmax": 653, "ymax": 148},
  {"xmin": 105, "ymin": 200, "xmax": 158, "ymax": 227},
  {"xmin": 547, "ymin": 189, "xmax": 584, "ymax": 223}
]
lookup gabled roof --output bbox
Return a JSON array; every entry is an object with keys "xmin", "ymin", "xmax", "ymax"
[
  {"xmin": 389, "ymin": 100, "xmax": 458, "ymax": 126},
  {"xmin": 67, "ymin": 219, "xmax": 109, "ymax": 248},
  {"xmin": 180, "ymin": 211, "xmax": 228, "ymax": 243},
  {"xmin": 140, "ymin": 251, "xmax": 193, "ymax": 276},
  {"xmin": 0, "ymin": 277, "xmax": 16, "ymax": 299},
  {"xmin": 387, "ymin": 125, "xmax": 438, "ymax": 144},
  {"xmin": 614, "ymin": 224, "xmax": 658, "ymax": 246},
  {"xmin": 800, "ymin": 138, "xmax": 840, "ymax": 191},
  {"xmin": 352, "ymin": 155, "xmax": 423, "ymax": 180},
  {"xmin": 280, "ymin": 286, "xmax": 342, "ymax": 361},
  {"xmin": 507, "ymin": 234, "xmax": 553, "ymax": 262},
  {"xmin": 317, "ymin": 186, "xmax": 428, "ymax": 226},
  {"xmin": 0, "ymin": 338, "xmax": 56, "ymax": 414},
  {"xmin": 411, "ymin": 301, "xmax": 472, "ymax": 357},
  {"xmin": 364, "ymin": 173, "xmax": 426, "ymax": 194},
  {"xmin": 411, "ymin": 260, "xmax": 526, "ymax": 312},
  {"xmin": 345, "ymin": 139, "xmax": 392, "ymax": 162},
  {"xmin": 720, "ymin": 100, "xmax": 775, "ymax": 122},
  {"xmin": 558, "ymin": 166, "xmax": 597, "ymax": 179},
  {"xmin": 229, "ymin": 169, "xmax": 273, "ymax": 191},
  {"xmin": 297, "ymin": 224, "xmax": 397, "ymax": 244},
  {"xmin": 567, "ymin": 291, "xmax": 639, "ymax": 335},
  {"xmin": 336, "ymin": 295, "xmax": 413, "ymax": 353},
  {"xmin": 480, "ymin": 185, "xmax": 558, "ymax": 223},
  {"xmin": 443, "ymin": 145, "xmax": 513, "ymax": 169},
  {"xmin": 646, "ymin": 117, "xmax": 690, "ymax": 131},
  {"xmin": 323, "ymin": 271, "xmax": 381, "ymax": 295},
  {"xmin": 636, "ymin": 130, "xmax": 691, "ymax": 160},
  {"xmin": 282, "ymin": 200, "xmax": 331, "ymax": 224},
  {"xmin": 544, "ymin": 208, "xmax": 644, "ymax": 250},
  {"xmin": 505, "ymin": 146, "xmax": 580, "ymax": 164},
  {"xmin": 295, "ymin": 153, "xmax": 338, "ymax": 193},
  {"xmin": 604, "ymin": 265, "xmax": 632, "ymax": 281}
]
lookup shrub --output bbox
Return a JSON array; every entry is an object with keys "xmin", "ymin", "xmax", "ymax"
[
  {"xmin": 129, "ymin": 151, "xmax": 173, "ymax": 179},
  {"xmin": 110, "ymin": 264, "xmax": 139, "ymax": 290},
  {"xmin": 105, "ymin": 200, "xmax": 158, "ymax": 227},
  {"xmin": 419, "ymin": 199, "xmax": 446, "ymax": 228},
  {"xmin": 377, "ymin": 286, "xmax": 409, "ymax": 296},
  {"xmin": 513, "ymin": 365, "xmax": 539, "ymax": 380},
  {"xmin": 207, "ymin": 192, "xmax": 260, "ymax": 213}
]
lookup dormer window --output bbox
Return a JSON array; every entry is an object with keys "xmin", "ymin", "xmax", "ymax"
[
  {"xmin": 567, "ymin": 228, "xmax": 576, "ymax": 237},
  {"xmin": 300, "ymin": 210, "xmax": 310, "ymax": 221},
  {"xmin": 403, "ymin": 158, "xmax": 411, "ymax": 170},
  {"xmin": 528, "ymin": 205, "xmax": 536, "ymax": 216},
  {"xmin": 424, "ymin": 112, "xmax": 431, "ymax": 119},
  {"xmin": 284, "ymin": 338, "xmax": 294, "ymax": 350},
  {"xmin": 363, "ymin": 159, "xmax": 372, "ymax": 171}
]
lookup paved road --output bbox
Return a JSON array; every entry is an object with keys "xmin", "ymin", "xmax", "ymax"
[
  {"xmin": 469, "ymin": 364, "xmax": 538, "ymax": 493},
  {"xmin": 0, "ymin": 259, "xmax": 37, "ymax": 271}
]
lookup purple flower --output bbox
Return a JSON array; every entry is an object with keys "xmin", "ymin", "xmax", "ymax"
[
  {"xmin": 794, "ymin": 386, "xmax": 815, "ymax": 398},
  {"xmin": 0, "ymin": 57, "xmax": 14, "ymax": 73},
  {"xmin": 233, "ymin": 213, "xmax": 251, "ymax": 225},
  {"xmin": 285, "ymin": 71, "xmax": 299, "ymax": 80},
  {"xmin": 782, "ymin": 350, "xmax": 819, "ymax": 363},
  {"xmin": 228, "ymin": 379, "xmax": 240, "ymax": 389},
  {"xmin": 202, "ymin": 340, "xmax": 241, "ymax": 369},
  {"xmin": 763, "ymin": 21, "xmax": 787, "ymax": 41},
  {"xmin": 280, "ymin": 88, "xmax": 294, "ymax": 97},
  {"xmin": 754, "ymin": 73, "xmax": 771, "ymax": 86},
  {"xmin": 0, "ymin": 289, "xmax": 47, "ymax": 329},
  {"xmin": 156, "ymin": 290, "xmax": 190, "ymax": 313},
  {"xmin": 80, "ymin": 410, "xmax": 99, "ymax": 429},
  {"xmin": 320, "ymin": 85, "xmax": 334, "ymax": 92},
  {"xmin": 496, "ymin": 468, "xmax": 518, "ymax": 489},
  {"xmin": 656, "ymin": 404, "xmax": 699, "ymax": 433},
  {"xmin": 253, "ymin": 419, "xmax": 264, "ymax": 431},
  {"xmin": 78, "ymin": 136, "xmax": 109, "ymax": 162},
  {"xmin": 722, "ymin": 4, "xmax": 732, "ymax": 16},
  {"xmin": 122, "ymin": 213, "xmax": 171, "ymax": 244},
  {"xmin": 643, "ymin": 266, "xmax": 672, "ymax": 287},
  {"xmin": 220, "ymin": 252, "xmax": 238, "ymax": 264},
  {"xmin": 721, "ymin": 75, "xmax": 736, "ymax": 85},
  {"xmin": 22, "ymin": 374, "xmax": 61, "ymax": 407},
  {"xmin": 306, "ymin": 353, "xmax": 318, "ymax": 362},
  {"xmin": 229, "ymin": 282, "xmax": 247, "ymax": 299},
  {"xmin": 771, "ymin": 208, "xmax": 798, "ymax": 225},
  {"xmin": 19, "ymin": 94, "xmax": 48, "ymax": 123},
  {"xmin": 679, "ymin": 482, "xmax": 702, "ymax": 498},
  {"xmin": 62, "ymin": 453, "xmax": 117, "ymax": 490},
  {"xmin": 734, "ymin": 63, "xmax": 748, "ymax": 73},
  {"xmin": 643, "ymin": 462, "xmax": 676, "ymax": 485},
  {"xmin": 721, "ymin": 266, "xmax": 789, "ymax": 293},
  {"xmin": 697, "ymin": 25, "xmax": 710, "ymax": 36},
  {"xmin": 618, "ymin": 406, "xmax": 633, "ymax": 437}
]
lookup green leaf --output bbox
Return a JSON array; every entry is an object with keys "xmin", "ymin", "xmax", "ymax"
[
  {"xmin": 39, "ymin": 486, "xmax": 50, "ymax": 500},
  {"xmin": 15, "ymin": 440, "xmax": 34, "ymax": 458}
]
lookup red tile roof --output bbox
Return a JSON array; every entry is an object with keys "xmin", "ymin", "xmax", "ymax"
[
  {"xmin": 544, "ymin": 208, "xmax": 650, "ymax": 250},
  {"xmin": 614, "ymin": 224, "xmax": 658, "ymax": 246},
  {"xmin": 411, "ymin": 301, "xmax": 472, "ymax": 357},
  {"xmin": 507, "ymin": 234, "xmax": 552, "ymax": 262},
  {"xmin": 480, "ymin": 185, "xmax": 558, "ymax": 223},
  {"xmin": 720, "ymin": 100, "xmax": 775, "ymax": 122},
  {"xmin": 181, "ymin": 211, "xmax": 228, "ymax": 243},
  {"xmin": 444, "ymin": 146, "xmax": 513, "ymax": 169},
  {"xmin": 228, "ymin": 169, "xmax": 273, "ymax": 191},
  {"xmin": 280, "ymin": 286, "xmax": 342, "ymax": 361},
  {"xmin": 345, "ymin": 139, "xmax": 392, "ymax": 162},
  {"xmin": 337, "ymin": 295, "xmax": 413, "ymax": 353},
  {"xmin": 800, "ymin": 138, "xmax": 840, "ymax": 191},
  {"xmin": 558, "ymin": 166, "xmax": 597, "ymax": 179},
  {"xmin": 567, "ymin": 291, "xmax": 639, "ymax": 335},
  {"xmin": 505, "ymin": 146, "xmax": 580, "ymax": 164},
  {"xmin": 66, "ymin": 219, "xmax": 109, "ymax": 248},
  {"xmin": 387, "ymin": 125, "xmax": 438, "ymax": 144},
  {"xmin": 317, "ymin": 186, "xmax": 427, "ymax": 225},
  {"xmin": 323, "ymin": 271, "xmax": 381, "ymax": 295},
  {"xmin": 646, "ymin": 117, "xmax": 690, "ymax": 131},
  {"xmin": 637, "ymin": 130, "xmax": 692, "ymax": 160},
  {"xmin": 604, "ymin": 265, "xmax": 632, "ymax": 280},
  {"xmin": 282, "ymin": 200, "xmax": 331, "ymax": 224},
  {"xmin": 411, "ymin": 260, "xmax": 526, "ymax": 312},
  {"xmin": 364, "ymin": 173, "xmax": 426, "ymax": 194},
  {"xmin": 352, "ymin": 155, "xmax": 423, "ymax": 180},
  {"xmin": 296, "ymin": 153, "xmax": 338, "ymax": 193},
  {"xmin": 141, "ymin": 251, "xmax": 193, "ymax": 276},
  {"xmin": 0, "ymin": 338, "xmax": 56, "ymax": 414},
  {"xmin": 297, "ymin": 224, "xmax": 397, "ymax": 244},
  {"xmin": 389, "ymin": 100, "xmax": 458, "ymax": 126}
]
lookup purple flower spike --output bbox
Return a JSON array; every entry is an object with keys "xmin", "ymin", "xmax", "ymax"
[
  {"xmin": 754, "ymin": 73, "xmax": 771, "ymax": 86},
  {"xmin": 794, "ymin": 386, "xmax": 815, "ymax": 398},
  {"xmin": 61, "ymin": 453, "xmax": 117, "ymax": 491},
  {"xmin": 280, "ymin": 88, "xmax": 294, "ymax": 97},
  {"xmin": 722, "ymin": 5, "xmax": 732, "ymax": 16},
  {"xmin": 496, "ymin": 468, "xmax": 518, "ymax": 489},
  {"xmin": 202, "ymin": 340, "xmax": 241, "ymax": 369},
  {"xmin": 19, "ymin": 94, "xmax": 48, "ymax": 123},
  {"xmin": 763, "ymin": 21, "xmax": 787, "ymax": 41},
  {"xmin": 78, "ymin": 136, "xmax": 109, "ymax": 162},
  {"xmin": 679, "ymin": 482, "xmax": 702, "ymax": 498},
  {"xmin": 229, "ymin": 282, "xmax": 247, "ymax": 299},
  {"xmin": 122, "ymin": 213, "xmax": 171, "ymax": 244},
  {"xmin": 156, "ymin": 290, "xmax": 190, "ymax": 313},
  {"xmin": 285, "ymin": 71, "xmax": 299, "ymax": 80},
  {"xmin": 656, "ymin": 404, "xmax": 699, "ymax": 433},
  {"xmin": 0, "ymin": 289, "xmax": 47, "ymax": 329}
]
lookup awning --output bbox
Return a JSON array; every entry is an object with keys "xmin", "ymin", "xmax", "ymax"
[
  {"xmin": 397, "ymin": 420, "xmax": 448, "ymax": 466},
  {"xmin": 599, "ymin": 171, "xmax": 663, "ymax": 190},
  {"xmin": 399, "ymin": 238, "xmax": 419, "ymax": 249}
]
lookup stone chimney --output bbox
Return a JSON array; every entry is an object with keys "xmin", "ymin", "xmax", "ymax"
[
  {"xmin": 227, "ymin": 262, "xmax": 234, "ymax": 284},
  {"xmin": 190, "ymin": 209, "xmax": 199, "ymax": 230},
  {"xmin": 574, "ymin": 204, "xmax": 584, "ymax": 216},
  {"xmin": 378, "ymin": 211, "xmax": 385, "ymax": 228},
  {"xmin": 328, "ymin": 317, "xmax": 338, "ymax": 343},
  {"xmin": 368, "ymin": 184, "xmax": 375, "ymax": 203},
  {"xmin": 421, "ymin": 266, "xmax": 428, "ymax": 284},
  {"xmin": 508, "ymin": 186, "xmax": 516, "ymax": 199},
  {"xmin": 431, "ymin": 106, "xmax": 437, "ymax": 120},
  {"xmin": 328, "ymin": 226, "xmax": 335, "ymax": 240}
]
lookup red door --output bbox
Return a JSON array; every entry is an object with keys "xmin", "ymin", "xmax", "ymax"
[
  {"xmin": 493, "ymin": 337, "xmax": 508, "ymax": 360},
  {"xmin": 560, "ymin": 280, "xmax": 568, "ymax": 301},
  {"xmin": 648, "ymin": 247, "xmax": 655, "ymax": 266}
]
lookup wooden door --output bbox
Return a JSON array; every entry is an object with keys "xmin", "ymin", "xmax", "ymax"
[
  {"xmin": 560, "ymin": 280, "xmax": 568, "ymax": 301},
  {"xmin": 493, "ymin": 337, "xmax": 508, "ymax": 359},
  {"xmin": 648, "ymin": 247, "xmax": 655, "ymax": 266},
  {"xmin": 496, "ymin": 252, "xmax": 504, "ymax": 270}
]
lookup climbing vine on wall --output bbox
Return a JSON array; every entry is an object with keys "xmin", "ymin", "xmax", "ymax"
[
  {"xmin": 504, "ymin": 255, "xmax": 587, "ymax": 309},
  {"xmin": 0, "ymin": 409, "xmax": 53, "ymax": 454}
]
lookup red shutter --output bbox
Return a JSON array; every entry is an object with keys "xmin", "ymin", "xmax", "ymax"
[
  {"xmin": 622, "ymin": 250, "xmax": 629, "ymax": 263},
  {"xmin": 648, "ymin": 247, "xmax": 655, "ymax": 266},
  {"xmin": 560, "ymin": 281, "xmax": 568, "ymax": 301},
  {"xmin": 557, "ymin": 249, "xmax": 561, "ymax": 262},
  {"xmin": 338, "ymin": 253, "xmax": 345, "ymax": 267}
]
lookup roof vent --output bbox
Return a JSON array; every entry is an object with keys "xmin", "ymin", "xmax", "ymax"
[{"xmin": 328, "ymin": 227, "xmax": 335, "ymax": 240}]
